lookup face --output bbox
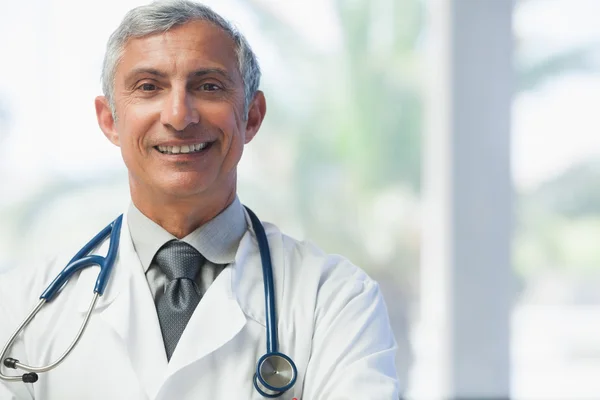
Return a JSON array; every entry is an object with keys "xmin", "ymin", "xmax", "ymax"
[{"xmin": 95, "ymin": 20, "xmax": 265, "ymax": 206}]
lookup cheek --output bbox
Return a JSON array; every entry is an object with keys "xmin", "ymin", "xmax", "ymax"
[
  {"xmin": 203, "ymin": 102, "xmax": 241, "ymax": 132},
  {"xmin": 203, "ymin": 103, "xmax": 246, "ymax": 166},
  {"xmin": 117, "ymin": 107, "xmax": 157, "ymax": 151}
]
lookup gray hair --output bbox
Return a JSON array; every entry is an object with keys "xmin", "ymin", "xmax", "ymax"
[{"xmin": 101, "ymin": 0, "xmax": 261, "ymax": 118}]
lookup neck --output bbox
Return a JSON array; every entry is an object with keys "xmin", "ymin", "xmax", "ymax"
[{"xmin": 130, "ymin": 186, "xmax": 237, "ymax": 239}]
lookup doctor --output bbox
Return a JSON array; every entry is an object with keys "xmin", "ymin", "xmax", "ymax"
[{"xmin": 0, "ymin": 0, "xmax": 400, "ymax": 399}]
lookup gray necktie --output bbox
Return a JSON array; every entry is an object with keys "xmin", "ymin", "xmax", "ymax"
[{"xmin": 154, "ymin": 240, "xmax": 204, "ymax": 360}]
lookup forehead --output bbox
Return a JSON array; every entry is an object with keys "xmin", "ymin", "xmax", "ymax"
[{"xmin": 116, "ymin": 20, "xmax": 240, "ymax": 81}]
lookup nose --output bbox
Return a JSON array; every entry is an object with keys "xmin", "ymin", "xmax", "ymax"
[{"xmin": 160, "ymin": 88, "xmax": 200, "ymax": 131}]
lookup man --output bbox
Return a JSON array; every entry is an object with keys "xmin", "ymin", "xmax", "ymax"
[{"xmin": 0, "ymin": 1, "xmax": 400, "ymax": 398}]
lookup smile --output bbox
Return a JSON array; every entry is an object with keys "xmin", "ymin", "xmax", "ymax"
[{"xmin": 155, "ymin": 143, "xmax": 209, "ymax": 154}]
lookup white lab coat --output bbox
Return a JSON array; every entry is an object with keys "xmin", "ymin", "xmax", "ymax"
[{"xmin": 0, "ymin": 209, "xmax": 400, "ymax": 399}]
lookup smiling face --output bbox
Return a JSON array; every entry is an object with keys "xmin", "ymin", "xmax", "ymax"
[{"xmin": 95, "ymin": 20, "xmax": 265, "ymax": 216}]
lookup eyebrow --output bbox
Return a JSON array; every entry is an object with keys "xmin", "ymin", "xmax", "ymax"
[
  {"xmin": 124, "ymin": 68, "xmax": 166, "ymax": 84},
  {"xmin": 191, "ymin": 68, "xmax": 234, "ymax": 83},
  {"xmin": 124, "ymin": 67, "xmax": 235, "ymax": 86}
]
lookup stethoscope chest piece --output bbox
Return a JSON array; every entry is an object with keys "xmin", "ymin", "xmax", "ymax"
[{"xmin": 254, "ymin": 352, "xmax": 297, "ymax": 398}]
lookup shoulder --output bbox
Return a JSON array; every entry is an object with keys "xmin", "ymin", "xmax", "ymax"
[
  {"xmin": 0, "ymin": 254, "xmax": 63, "ymax": 321},
  {"xmin": 0, "ymin": 228, "xmax": 90, "ymax": 324},
  {"xmin": 274, "ymin": 222, "xmax": 372, "ymax": 275},
  {"xmin": 263, "ymin": 221, "xmax": 380, "ymax": 306}
]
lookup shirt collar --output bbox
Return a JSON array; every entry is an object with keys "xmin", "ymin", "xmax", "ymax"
[{"xmin": 127, "ymin": 197, "xmax": 248, "ymax": 272}]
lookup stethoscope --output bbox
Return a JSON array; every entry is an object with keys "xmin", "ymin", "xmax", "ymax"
[{"xmin": 0, "ymin": 206, "xmax": 297, "ymax": 398}]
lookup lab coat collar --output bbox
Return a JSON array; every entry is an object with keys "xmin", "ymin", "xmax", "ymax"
[
  {"xmin": 127, "ymin": 196, "xmax": 247, "ymax": 272},
  {"xmin": 72, "ymin": 206, "xmax": 284, "ymax": 321}
]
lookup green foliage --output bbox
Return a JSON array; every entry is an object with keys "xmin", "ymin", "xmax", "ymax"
[
  {"xmin": 516, "ymin": 158, "xmax": 600, "ymax": 278},
  {"xmin": 247, "ymin": 0, "xmax": 424, "ymax": 192},
  {"xmin": 524, "ymin": 160, "xmax": 600, "ymax": 218},
  {"xmin": 512, "ymin": 6, "xmax": 600, "ymax": 279},
  {"xmin": 240, "ymin": 0, "xmax": 425, "ymax": 282},
  {"xmin": 517, "ymin": 46, "xmax": 597, "ymax": 91},
  {"xmin": 246, "ymin": 0, "xmax": 600, "ymax": 282},
  {"xmin": 515, "ymin": 209, "xmax": 600, "ymax": 277}
]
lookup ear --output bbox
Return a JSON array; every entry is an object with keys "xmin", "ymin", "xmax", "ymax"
[
  {"xmin": 95, "ymin": 96, "xmax": 120, "ymax": 146},
  {"xmin": 244, "ymin": 91, "xmax": 266, "ymax": 144}
]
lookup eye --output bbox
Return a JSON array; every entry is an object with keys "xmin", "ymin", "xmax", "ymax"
[
  {"xmin": 199, "ymin": 83, "xmax": 221, "ymax": 91},
  {"xmin": 138, "ymin": 83, "xmax": 157, "ymax": 91}
]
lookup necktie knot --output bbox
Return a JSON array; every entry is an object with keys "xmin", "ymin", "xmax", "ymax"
[{"xmin": 155, "ymin": 240, "xmax": 204, "ymax": 281}]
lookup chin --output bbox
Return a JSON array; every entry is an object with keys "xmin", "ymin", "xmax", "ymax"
[
  {"xmin": 132, "ymin": 174, "xmax": 210, "ymax": 201},
  {"xmin": 160, "ymin": 182, "xmax": 211, "ymax": 200}
]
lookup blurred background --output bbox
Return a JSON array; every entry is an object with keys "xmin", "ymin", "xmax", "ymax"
[{"xmin": 1, "ymin": 0, "xmax": 599, "ymax": 398}]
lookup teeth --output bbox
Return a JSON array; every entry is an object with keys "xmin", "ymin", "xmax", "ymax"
[{"xmin": 157, "ymin": 143, "xmax": 209, "ymax": 154}]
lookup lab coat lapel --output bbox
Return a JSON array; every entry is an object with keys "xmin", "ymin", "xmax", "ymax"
[
  {"xmin": 73, "ymin": 214, "xmax": 168, "ymax": 400},
  {"xmin": 233, "ymin": 220, "xmax": 286, "ymax": 330},
  {"xmin": 164, "ymin": 224, "xmax": 269, "ymax": 378},
  {"xmin": 164, "ymin": 265, "xmax": 247, "ymax": 377}
]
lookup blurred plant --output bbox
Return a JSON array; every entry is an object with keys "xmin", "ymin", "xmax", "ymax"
[
  {"xmin": 516, "ymin": 158, "xmax": 600, "ymax": 281},
  {"xmin": 513, "ymin": 0, "xmax": 600, "ymax": 287},
  {"xmin": 247, "ymin": 0, "xmax": 423, "ymax": 191},
  {"xmin": 244, "ymin": 0, "xmax": 600, "ymax": 289},
  {"xmin": 524, "ymin": 160, "xmax": 600, "ymax": 218},
  {"xmin": 243, "ymin": 0, "xmax": 424, "ymax": 295},
  {"xmin": 517, "ymin": 45, "xmax": 600, "ymax": 91}
]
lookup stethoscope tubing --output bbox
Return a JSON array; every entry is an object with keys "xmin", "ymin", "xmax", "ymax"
[
  {"xmin": 1, "ymin": 208, "xmax": 296, "ymax": 397},
  {"xmin": 244, "ymin": 206, "xmax": 278, "ymax": 354},
  {"xmin": 245, "ymin": 207, "xmax": 297, "ymax": 397},
  {"xmin": 0, "ymin": 217, "xmax": 122, "ymax": 383},
  {"xmin": 40, "ymin": 216, "xmax": 122, "ymax": 300}
]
